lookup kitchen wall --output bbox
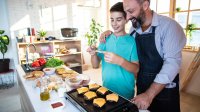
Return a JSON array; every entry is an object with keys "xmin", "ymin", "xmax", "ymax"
[
  {"xmin": 5, "ymin": 0, "xmax": 108, "ymax": 66},
  {"xmin": 0, "ymin": 0, "xmax": 15, "ymax": 68}
]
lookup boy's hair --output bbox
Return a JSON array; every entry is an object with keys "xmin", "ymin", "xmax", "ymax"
[{"xmin": 110, "ymin": 2, "xmax": 126, "ymax": 18}]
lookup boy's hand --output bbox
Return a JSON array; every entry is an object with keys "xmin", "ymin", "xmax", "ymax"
[
  {"xmin": 86, "ymin": 46, "xmax": 96, "ymax": 56},
  {"xmin": 99, "ymin": 30, "xmax": 112, "ymax": 43},
  {"xmin": 104, "ymin": 52, "xmax": 123, "ymax": 65}
]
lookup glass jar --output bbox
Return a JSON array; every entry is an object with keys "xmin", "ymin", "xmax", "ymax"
[{"xmin": 40, "ymin": 78, "xmax": 50, "ymax": 101}]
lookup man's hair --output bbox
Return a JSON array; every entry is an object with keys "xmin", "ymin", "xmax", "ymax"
[
  {"xmin": 110, "ymin": 2, "xmax": 126, "ymax": 18},
  {"xmin": 136, "ymin": 0, "xmax": 150, "ymax": 5}
]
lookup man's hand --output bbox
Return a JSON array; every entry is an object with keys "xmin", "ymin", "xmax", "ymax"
[
  {"xmin": 86, "ymin": 46, "xmax": 97, "ymax": 56},
  {"xmin": 131, "ymin": 93, "xmax": 153, "ymax": 110},
  {"xmin": 131, "ymin": 83, "xmax": 166, "ymax": 110},
  {"xmin": 99, "ymin": 30, "xmax": 112, "ymax": 43},
  {"xmin": 104, "ymin": 52, "xmax": 123, "ymax": 65}
]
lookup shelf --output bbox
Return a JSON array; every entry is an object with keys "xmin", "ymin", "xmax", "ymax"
[
  {"xmin": 66, "ymin": 64, "xmax": 82, "ymax": 68},
  {"xmin": 18, "ymin": 41, "xmax": 53, "ymax": 45},
  {"xmin": 17, "ymin": 39, "xmax": 83, "ymax": 73},
  {"xmin": 20, "ymin": 58, "xmax": 26, "ymax": 61},
  {"xmin": 17, "ymin": 39, "xmax": 81, "ymax": 45},
  {"xmin": 55, "ymin": 52, "xmax": 81, "ymax": 56},
  {"xmin": 53, "ymin": 39, "xmax": 81, "ymax": 43}
]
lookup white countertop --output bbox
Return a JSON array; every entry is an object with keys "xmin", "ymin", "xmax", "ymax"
[
  {"xmin": 16, "ymin": 65, "xmax": 80, "ymax": 112},
  {"xmin": 16, "ymin": 65, "xmax": 148, "ymax": 112}
]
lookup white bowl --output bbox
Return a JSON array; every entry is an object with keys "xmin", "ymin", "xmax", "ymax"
[
  {"xmin": 43, "ymin": 68, "xmax": 56, "ymax": 75},
  {"xmin": 65, "ymin": 76, "xmax": 82, "ymax": 88},
  {"xmin": 79, "ymin": 74, "xmax": 90, "ymax": 86}
]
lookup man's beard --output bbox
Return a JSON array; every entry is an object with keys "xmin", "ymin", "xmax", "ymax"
[{"xmin": 130, "ymin": 8, "xmax": 146, "ymax": 28}]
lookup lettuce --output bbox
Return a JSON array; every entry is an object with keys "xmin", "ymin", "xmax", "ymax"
[{"xmin": 45, "ymin": 58, "xmax": 64, "ymax": 67}]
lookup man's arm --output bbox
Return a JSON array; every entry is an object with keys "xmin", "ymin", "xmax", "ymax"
[
  {"xmin": 99, "ymin": 30, "xmax": 112, "ymax": 43},
  {"xmin": 132, "ymin": 19, "xmax": 186, "ymax": 110},
  {"xmin": 132, "ymin": 82, "xmax": 165, "ymax": 109}
]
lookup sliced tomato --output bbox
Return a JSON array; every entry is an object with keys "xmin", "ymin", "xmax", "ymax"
[
  {"xmin": 32, "ymin": 61, "xmax": 40, "ymax": 67},
  {"xmin": 37, "ymin": 58, "xmax": 46, "ymax": 66}
]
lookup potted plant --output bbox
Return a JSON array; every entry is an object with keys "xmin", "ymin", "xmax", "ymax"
[
  {"xmin": 85, "ymin": 19, "xmax": 103, "ymax": 46},
  {"xmin": 0, "ymin": 29, "xmax": 10, "ymax": 73},
  {"xmin": 176, "ymin": 7, "xmax": 181, "ymax": 12},
  {"xmin": 186, "ymin": 24, "xmax": 196, "ymax": 42},
  {"xmin": 37, "ymin": 29, "xmax": 47, "ymax": 41}
]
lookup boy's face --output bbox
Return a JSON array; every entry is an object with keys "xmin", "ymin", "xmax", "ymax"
[{"xmin": 110, "ymin": 12, "xmax": 126, "ymax": 33}]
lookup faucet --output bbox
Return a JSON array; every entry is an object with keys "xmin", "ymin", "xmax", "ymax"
[{"xmin": 26, "ymin": 43, "xmax": 37, "ymax": 70}]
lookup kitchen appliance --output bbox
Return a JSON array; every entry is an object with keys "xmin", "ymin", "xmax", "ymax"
[
  {"xmin": 65, "ymin": 87, "xmax": 139, "ymax": 112},
  {"xmin": 57, "ymin": 28, "xmax": 78, "ymax": 40}
]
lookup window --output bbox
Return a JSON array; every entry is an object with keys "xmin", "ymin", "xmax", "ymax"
[
  {"xmin": 175, "ymin": 0, "xmax": 200, "ymax": 46},
  {"xmin": 150, "ymin": 0, "xmax": 170, "ymax": 16},
  {"xmin": 107, "ymin": 0, "xmax": 200, "ymax": 46},
  {"xmin": 39, "ymin": 5, "xmax": 68, "ymax": 34}
]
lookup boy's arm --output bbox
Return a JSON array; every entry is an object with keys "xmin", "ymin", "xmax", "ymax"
[
  {"xmin": 104, "ymin": 52, "xmax": 139, "ymax": 77},
  {"xmin": 120, "ymin": 59, "xmax": 139, "ymax": 77},
  {"xmin": 91, "ymin": 54, "xmax": 101, "ymax": 68},
  {"xmin": 87, "ymin": 46, "xmax": 102, "ymax": 69}
]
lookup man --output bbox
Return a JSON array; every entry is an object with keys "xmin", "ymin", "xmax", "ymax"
[
  {"xmin": 100, "ymin": 0, "xmax": 186, "ymax": 112},
  {"xmin": 87, "ymin": 2, "xmax": 139, "ymax": 99}
]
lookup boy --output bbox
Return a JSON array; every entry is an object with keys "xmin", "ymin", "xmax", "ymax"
[{"xmin": 87, "ymin": 2, "xmax": 139, "ymax": 99}]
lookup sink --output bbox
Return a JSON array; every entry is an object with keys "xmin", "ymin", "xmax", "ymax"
[{"xmin": 21, "ymin": 64, "xmax": 33, "ymax": 73}]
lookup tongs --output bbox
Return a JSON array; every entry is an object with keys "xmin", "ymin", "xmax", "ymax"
[{"xmin": 95, "ymin": 50, "xmax": 105, "ymax": 53}]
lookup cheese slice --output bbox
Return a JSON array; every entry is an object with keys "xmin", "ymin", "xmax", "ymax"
[
  {"xmin": 77, "ymin": 87, "xmax": 89, "ymax": 94},
  {"xmin": 93, "ymin": 98, "xmax": 106, "ymax": 108},
  {"xmin": 97, "ymin": 87, "xmax": 108, "ymax": 95},
  {"xmin": 89, "ymin": 83, "xmax": 100, "ymax": 90},
  {"xmin": 84, "ymin": 91, "xmax": 97, "ymax": 100},
  {"xmin": 106, "ymin": 93, "xmax": 119, "ymax": 102}
]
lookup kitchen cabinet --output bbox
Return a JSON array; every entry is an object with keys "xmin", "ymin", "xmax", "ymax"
[
  {"xmin": 180, "ymin": 49, "xmax": 200, "ymax": 96},
  {"xmin": 16, "ymin": 40, "xmax": 83, "ymax": 73}
]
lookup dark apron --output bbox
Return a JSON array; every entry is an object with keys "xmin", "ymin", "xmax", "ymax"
[{"xmin": 130, "ymin": 27, "xmax": 180, "ymax": 112}]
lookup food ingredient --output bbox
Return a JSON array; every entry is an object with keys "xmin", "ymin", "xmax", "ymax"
[
  {"xmin": 31, "ymin": 61, "xmax": 40, "ymax": 67},
  {"xmin": 45, "ymin": 58, "xmax": 64, "ymax": 67},
  {"xmin": 40, "ymin": 89, "xmax": 50, "ymax": 101},
  {"xmin": 31, "ymin": 58, "xmax": 46, "ymax": 67},
  {"xmin": 51, "ymin": 102, "xmax": 63, "ymax": 108},
  {"xmin": 37, "ymin": 58, "xmax": 46, "ymax": 66}
]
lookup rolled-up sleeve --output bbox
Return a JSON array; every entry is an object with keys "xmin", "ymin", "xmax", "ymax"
[{"xmin": 154, "ymin": 20, "xmax": 186, "ymax": 84}]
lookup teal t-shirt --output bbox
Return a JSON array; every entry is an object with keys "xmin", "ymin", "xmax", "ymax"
[{"xmin": 97, "ymin": 33, "xmax": 138, "ymax": 99}]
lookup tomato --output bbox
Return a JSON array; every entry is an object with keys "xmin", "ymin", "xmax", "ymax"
[
  {"xmin": 37, "ymin": 58, "xmax": 46, "ymax": 66},
  {"xmin": 31, "ymin": 61, "xmax": 40, "ymax": 67}
]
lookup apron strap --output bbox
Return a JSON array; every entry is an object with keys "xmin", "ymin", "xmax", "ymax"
[
  {"xmin": 130, "ymin": 26, "xmax": 156, "ymax": 36},
  {"xmin": 130, "ymin": 30, "xmax": 136, "ymax": 36},
  {"xmin": 152, "ymin": 26, "xmax": 156, "ymax": 33}
]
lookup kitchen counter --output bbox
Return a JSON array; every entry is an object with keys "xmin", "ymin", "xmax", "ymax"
[
  {"xmin": 16, "ymin": 65, "xmax": 148, "ymax": 112},
  {"xmin": 16, "ymin": 65, "xmax": 80, "ymax": 112}
]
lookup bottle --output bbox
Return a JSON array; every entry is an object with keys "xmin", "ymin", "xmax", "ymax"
[
  {"xmin": 31, "ymin": 28, "xmax": 35, "ymax": 42},
  {"xmin": 40, "ymin": 79, "xmax": 50, "ymax": 101}
]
